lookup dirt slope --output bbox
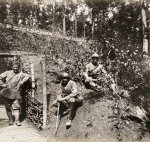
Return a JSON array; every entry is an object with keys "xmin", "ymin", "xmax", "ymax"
[{"xmin": 41, "ymin": 86, "xmax": 150, "ymax": 142}]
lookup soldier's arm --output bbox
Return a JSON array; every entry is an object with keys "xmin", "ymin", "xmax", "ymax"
[
  {"xmin": 83, "ymin": 64, "xmax": 90, "ymax": 79},
  {"xmin": 62, "ymin": 82, "xmax": 78, "ymax": 101},
  {"xmin": 0, "ymin": 71, "xmax": 9, "ymax": 86},
  {"xmin": 18, "ymin": 73, "xmax": 31, "ymax": 89},
  {"xmin": 0, "ymin": 71, "xmax": 9, "ymax": 79},
  {"xmin": 92, "ymin": 64, "xmax": 103, "ymax": 74}
]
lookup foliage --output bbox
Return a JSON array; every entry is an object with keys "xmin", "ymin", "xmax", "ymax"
[{"xmin": 0, "ymin": 1, "xmax": 7, "ymax": 23}]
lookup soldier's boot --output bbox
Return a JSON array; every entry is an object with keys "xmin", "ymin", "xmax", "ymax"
[
  {"xmin": 66, "ymin": 119, "xmax": 72, "ymax": 127},
  {"xmin": 14, "ymin": 109, "xmax": 21, "ymax": 126},
  {"xmin": 6, "ymin": 109, "xmax": 14, "ymax": 125}
]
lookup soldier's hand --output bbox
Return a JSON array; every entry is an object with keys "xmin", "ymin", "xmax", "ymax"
[
  {"xmin": 52, "ymin": 100, "xmax": 58, "ymax": 106},
  {"xmin": 57, "ymin": 98, "xmax": 64, "ymax": 103},
  {"xmin": 57, "ymin": 95, "xmax": 64, "ymax": 102},
  {"xmin": 85, "ymin": 77, "xmax": 92, "ymax": 83}
]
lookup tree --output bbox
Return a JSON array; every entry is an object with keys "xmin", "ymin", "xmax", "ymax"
[
  {"xmin": 62, "ymin": 0, "xmax": 66, "ymax": 35},
  {"xmin": 85, "ymin": 0, "xmax": 110, "ymax": 38},
  {"xmin": 52, "ymin": 0, "xmax": 56, "ymax": 28},
  {"xmin": 0, "ymin": 1, "xmax": 7, "ymax": 23},
  {"xmin": 10, "ymin": 1, "xmax": 21, "ymax": 25},
  {"xmin": 75, "ymin": 9, "xmax": 77, "ymax": 37},
  {"xmin": 141, "ymin": 0, "xmax": 149, "ymax": 55}
]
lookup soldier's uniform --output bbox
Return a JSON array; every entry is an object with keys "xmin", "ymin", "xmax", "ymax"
[
  {"xmin": 84, "ymin": 53, "xmax": 117, "ymax": 92},
  {"xmin": 53, "ymin": 73, "xmax": 83, "ymax": 127},
  {"xmin": 0, "ymin": 67, "xmax": 30, "ymax": 126},
  {"xmin": 84, "ymin": 62, "xmax": 103, "ymax": 89}
]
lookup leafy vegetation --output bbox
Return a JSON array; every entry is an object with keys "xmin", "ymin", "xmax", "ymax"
[{"xmin": 0, "ymin": 0, "xmax": 149, "ymax": 140}]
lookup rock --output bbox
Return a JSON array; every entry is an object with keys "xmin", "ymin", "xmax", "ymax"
[
  {"xmin": 135, "ymin": 106, "xmax": 146, "ymax": 120},
  {"xmin": 127, "ymin": 106, "xmax": 147, "ymax": 123}
]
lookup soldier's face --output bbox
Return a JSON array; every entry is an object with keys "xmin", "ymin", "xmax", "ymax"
[
  {"xmin": 62, "ymin": 77, "xmax": 70, "ymax": 84},
  {"xmin": 13, "ymin": 65, "xmax": 20, "ymax": 74},
  {"xmin": 92, "ymin": 57, "xmax": 99, "ymax": 65}
]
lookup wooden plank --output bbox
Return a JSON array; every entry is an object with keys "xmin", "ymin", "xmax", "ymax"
[
  {"xmin": 31, "ymin": 63, "xmax": 35, "ymax": 97},
  {"xmin": 42, "ymin": 57, "xmax": 47, "ymax": 129}
]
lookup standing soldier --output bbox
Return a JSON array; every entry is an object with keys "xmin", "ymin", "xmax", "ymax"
[
  {"xmin": 52, "ymin": 72, "xmax": 83, "ymax": 128},
  {"xmin": 0, "ymin": 61, "xmax": 31, "ymax": 126},
  {"xmin": 101, "ymin": 40, "xmax": 109, "ymax": 63},
  {"xmin": 83, "ymin": 53, "xmax": 116, "ymax": 92}
]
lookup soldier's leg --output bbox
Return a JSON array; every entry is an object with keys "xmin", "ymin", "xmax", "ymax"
[
  {"xmin": 68, "ymin": 98, "xmax": 76, "ymax": 120},
  {"xmin": 1, "ymin": 96, "xmax": 14, "ymax": 125},
  {"xmin": 89, "ymin": 81, "xmax": 102, "ymax": 91},
  {"xmin": 6, "ymin": 108, "xmax": 14, "ymax": 125},
  {"xmin": 66, "ymin": 98, "xmax": 77, "ymax": 128},
  {"xmin": 12, "ymin": 99, "xmax": 21, "ymax": 126}
]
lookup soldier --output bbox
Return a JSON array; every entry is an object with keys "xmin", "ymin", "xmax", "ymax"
[
  {"xmin": 83, "ymin": 53, "xmax": 116, "ymax": 92},
  {"xmin": 0, "ymin": 61, "xmax": 31, "ymax": 126},
  {"xmin": 52, "ymin": 72, "xmax": 83, "ymax": 128}
]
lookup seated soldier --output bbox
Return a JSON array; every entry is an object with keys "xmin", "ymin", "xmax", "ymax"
[
  {"xmin": 83, "ymin": 53, "xmax": 116, "ymax": 92},
  {"xmin": 0, "ymin": 61, "xmax": 31, "ymax": 126},
  {"xmin": 52, "ymin": 72, "xmax": 83, "ymax": 128}
]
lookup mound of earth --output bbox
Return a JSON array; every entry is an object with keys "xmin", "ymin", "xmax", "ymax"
[{"xmin": 39, "ymin": 85, "xmax": 150, "ymax": 142}]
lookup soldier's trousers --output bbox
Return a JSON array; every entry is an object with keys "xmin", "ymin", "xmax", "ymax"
[{"xmin": 1, "ymin": 96, "xmax": 20, "ymax": 111}]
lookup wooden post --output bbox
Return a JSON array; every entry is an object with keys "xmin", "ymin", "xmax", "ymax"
[
  {"xmin": 42, "ymin": 57, "xmax": 47, "ymax": 129},
  {"xmin": 31, "ymin": 63, "xmax": 35, "ymax": 98}
]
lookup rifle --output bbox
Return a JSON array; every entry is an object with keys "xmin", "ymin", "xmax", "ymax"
[{"xmin": 54, "ymin": 103, "xmax": 61, "ymax": 137}]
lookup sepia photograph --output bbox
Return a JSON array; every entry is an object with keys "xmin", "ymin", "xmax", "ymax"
[{"xmin": 0, "ymin": 0, "xmax": 149, "ymax": 142}]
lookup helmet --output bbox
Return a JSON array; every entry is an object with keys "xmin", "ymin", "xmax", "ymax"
[
  {"xmin": 92, "ymin": 53, "xmax": 99, "ymax": 58},
  {"xmin": 62, "ymin": 72, "xmax": 70, "ymax": 78}
]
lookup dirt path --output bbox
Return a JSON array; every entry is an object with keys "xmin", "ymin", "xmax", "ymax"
[{"xmin": 0, "ymin": 105, "xmax": 50, "ymax": 142}]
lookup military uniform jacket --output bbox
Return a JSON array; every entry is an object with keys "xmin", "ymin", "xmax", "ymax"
[
  {"xmin": 60, "ymin": 80, "xmax": 83, "ymax": 101},
  {"xmin": 85, "ymin": 63, "xmax": 103, "ymax": 79},
  {"xmin": 0, "ymin": 70, "xmax": 30, "ymax": 99}
]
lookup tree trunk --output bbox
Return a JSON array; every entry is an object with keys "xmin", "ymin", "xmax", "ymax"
[
  {"xmin": 52, "ymin": 0, "xmax": 56, "ymax": 28},
  {"xmin": 101, "ymin": 3, "xmax": 105, "ymax": 35},
  {"xmin": 92, "ymin": 10, "xmax": 95, "ymax": 38},
  {"xmin": 148, "ymin": 4, "xmax": 150, "ymax": 84},
  {"xmin": 75, "ymin": 9, "xmax": 77, "ymax": 37},
  {"xmin": 83, "ymin": 11, "xmax": 85, "ymax": 38},
  {"xmin": 141, "ymin": 0, "xmax": 148, "ymax": 54},
  {"xmin": 62, "ymin": 0, "xmax": 66, "ymax": 35}
]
